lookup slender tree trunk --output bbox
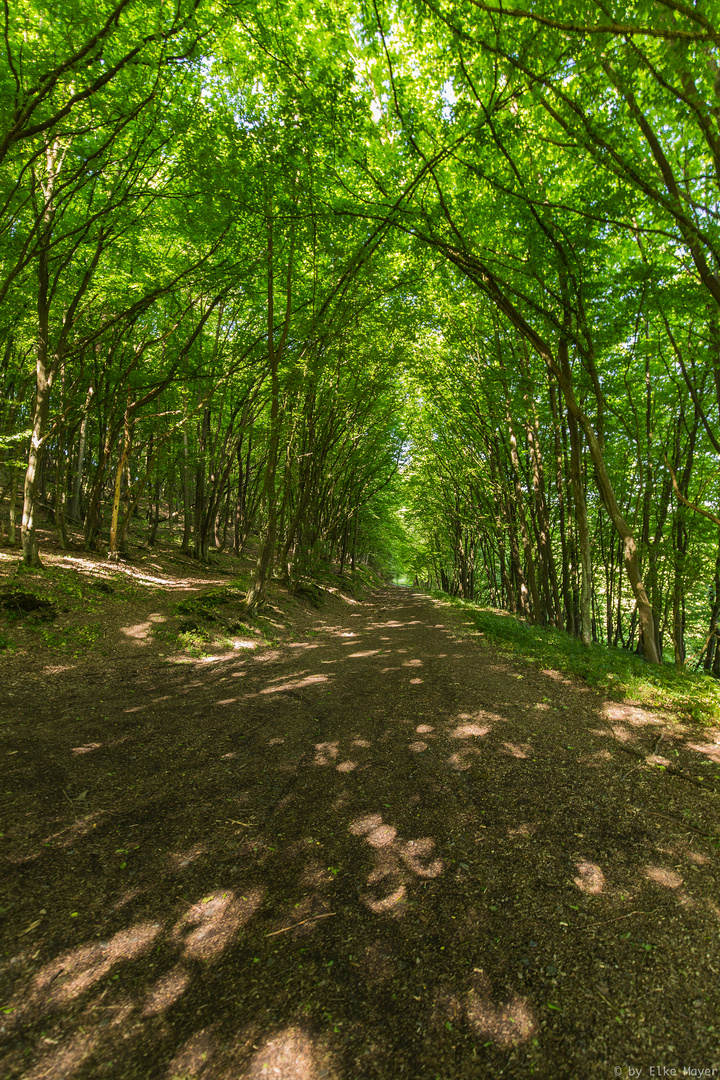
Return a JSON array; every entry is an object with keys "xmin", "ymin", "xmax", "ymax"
[
  {"xmin": 69, "ymin": 385, "xmax": 93, "ymax": 521},
  {"xmin": 558, "ymin": 355, "xmax": 659, "ymax": 661},
  {"xmin": 193, "ymin": 405, "xmax": 210, "ymax": 561},
  {"xmin": 246, "ymin": 389, "xmax": 280, "ymax": 605},
  {"xmin": 234, "ymin": 442, "xmax": 245, "ymax": 555},
  {"xmin": 350, "ymin": 513, "xmax": 358, "ymax": 573},
  {"xmin": 504, "ymin": 406, "xmax": 541, "ymax": 622},
  {"xmin": 148, "ymin": 464, "xmax": 161, "ymax": 547},
  {"xmin": 497, "ymin": 538, "xmax": 513, "ymax": 612},
  {"xmin": 526, "ymin": 412, "xmax": 560, "ymax": 625},
  {"xmin": 109, "ymin": 399, "xmax": 133, "ymax": 556},
  {"xmin": 600, "ymin": 513, "xmax": 613, "ymax": 647},
  {"xmin": 246, "ymin": 210, "xmax": 294, "ymax": 609},
  {"xmin": 337, "ymin": 522, "xmax": 346, "ymax": 577},
  {"xmin": 52, "ymin": 428, "xmax": 70, "ymax": 549},
  {"xmin": 702, "ymin": 532, "xmax": 720, "ymax": 673},
  {"xmin": 22, "ymin": 141, "xmax": 67, "ymax": 567},
  {"xmin": 564, "ymin": 386, "xmax": 592, "ymax": 646},
  {"xmin": 670, "ymin": 409, "xmax": 696, "ymax": 667},
  {"xmin": 7, "ymin": 465, "xmax": 19, "ymax": 546},
  {"xmin": 181, "ymin": 414, "xmax": 192, "ymax": 555},
  {"xmin": 503, "ymin": 496, "xmax": 530, "ymax": 618},
  {"xmin": 84, "ymin": 440, "xmax": 111, "ymax": 549},
  {"xmin": 117, "ymin": 446, "xmax": 161, "ymax": 552},
  {"xmin": 471, "ymin": 263, "xmax": 661, "ymax": 661},
  {"xmin": 614, "ymin": 540, "xmax": 625, "ymax": 647},
  {"xmin": 22, "ymin": 243, "xmax": 53, "ymax": 567}
]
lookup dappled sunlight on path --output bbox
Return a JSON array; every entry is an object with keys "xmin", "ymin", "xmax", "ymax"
[{"xmin": 2, "ymin": 588, "xmax": 719, "ymax": 1078}]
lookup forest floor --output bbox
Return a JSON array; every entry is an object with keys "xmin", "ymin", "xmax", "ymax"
[{"xmin": 1, "ymin": 543, "xmax": 720, "ymax": 1080}]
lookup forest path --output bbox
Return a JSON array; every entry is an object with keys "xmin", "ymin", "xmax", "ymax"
[{"xmin": 2, "ymin": 586, "xmax": 720, "ymax": 1079}]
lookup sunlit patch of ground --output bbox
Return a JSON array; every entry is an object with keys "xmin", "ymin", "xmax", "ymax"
[
  {"xmin": 465, "ymin": 987, "xmax": 536, "ymax": 1048},
  {"xmin": 12, "ymin": 923, "xmax": 161, "ymax": 1018},
  {"xmin": 3, "ymin": 582, "xmax": 720, "ymax": 1079},
  {"xmin": 573, "ymin": 861, "xmax": 605, "ymax": 894},
  {"xmin": 260, "ymin": 674, "xmax": 329, "ymax": 694},
  {"xmin": 244, "ymin": 1026, "xmax": 329, "ymax": 1080},
  {"xmin": 451, "ymin": 722, "xmax": 491, "ymax": 738},
  {"xmin": 349, "ymin": 812, "xmax": 443, "ymax": 917},
  {"xmin": 142, "ymin": 963, "xmax": 190, "ymax": 1015},
  {"xmin": 173, "ymin": 888, "xmax": 263, "ymax": 960},
  {"xmin": 643, "ymin": 865, "xmax": 684, "ymax": 890}
]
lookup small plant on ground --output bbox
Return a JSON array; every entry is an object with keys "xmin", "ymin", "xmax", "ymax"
[{"xmin": 176, "ymin": 627, "xmax": 213, "ymax": 657}]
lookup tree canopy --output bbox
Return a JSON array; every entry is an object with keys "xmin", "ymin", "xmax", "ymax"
[{"xmin": 2, "ymin": 0, "xmax": 720, "ymax": 667}]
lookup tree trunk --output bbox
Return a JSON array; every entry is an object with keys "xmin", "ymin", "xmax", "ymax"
[
  {"xmin": 69, "ymin": 385, "xmax": 93, "ymax": 521},
  {"xmin": 554, "ymin": 347, "xmax": 659, "ymax": 660},
  {"xmin": 551, "ymin": 386, "xmax": 575, "ymax": 636},
  {"xmin": 504, "ymin": 407, "xmax": 541, "ymax": 622},
  {"xmin": 84, "ymin": 439, "xmax": 111, "ymax": 550},
  {"xmin": 458, "ymin": 256, "xmax": 662, "ymax": 661},
  {"xmin": 52, "ymin": 429, "xmax": 70, "ymax": 549},
  {"xmin": 108, "ymin": 408, "xmax": 133, "ymax": 557},
  {"xmin": 564, "ymin": 386, "xmax": 592, "ymax": 646},
  {"xmin": 350, "ymin": 513, "xmax": 358, "ymax": 573},
  {"xmin": 148, "ymin": 468, "xmax": 161, "ymax": 547},
  {"xmin": 109, "ymin": 400, "xmax": 133, "ymax": 556},
  {"xmin": 181, "ymin": 415, "xmax": 192, "ymax": 555},
  {"xmin": 22, "ymin": 245, "xmax": 54, "ymax": 566},
  {"xmin": 193, "ymin": 406, "xmax": 210, "ymax": 561},
  {"xmin": 246, "ymin": 210, "xmax": 294, "ymax": 609},
  {"xmin": 702, "ymin": 533, "xmax": 720, "ymax": 673}
]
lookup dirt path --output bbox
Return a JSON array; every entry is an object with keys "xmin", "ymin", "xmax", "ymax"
[{"xmin": 2, "ymin": 587, "xmax": 720, "ymax": 1080}]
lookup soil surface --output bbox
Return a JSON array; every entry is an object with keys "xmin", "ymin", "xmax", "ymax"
[{"xmin": 1, "ymin": 567, "xmax": 720, "ymax": 1080}]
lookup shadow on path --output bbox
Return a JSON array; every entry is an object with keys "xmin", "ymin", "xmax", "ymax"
[{"xmin": 2, "ymin": 589, "xmax": 719, "ymax": 1079}]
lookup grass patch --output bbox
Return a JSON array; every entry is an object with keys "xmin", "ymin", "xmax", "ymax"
[
  {"xmin": 293, "ymin": 582, "xmax": 324, "ymax": 607},
  {"xmin": 176, "ymin": 627, "xmax": 214, "ymax": 657},
  {"xmin": 434, "ymin": 593, "xmax": 720, "ymax": 724},
  {"xmin": 30, "ymin": 623, "xmax": 103, "ymax": 655},
  {"xmin": 166, "ymin": 580, "xmax": 266, "ymax": 655},
  {"xmin": 175, "ymin": 584, "xmax": 247, "ymax": 621}
]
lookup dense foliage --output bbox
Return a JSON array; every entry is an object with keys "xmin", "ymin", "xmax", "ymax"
[{"xmin": 1, "ymin": 0, "xmax": 720, "ymax": 666}]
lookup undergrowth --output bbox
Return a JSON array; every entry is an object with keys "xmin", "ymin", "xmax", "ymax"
[{"xmin": 435, "ymin": 593, "xmax": 720, "ymax": 724}]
